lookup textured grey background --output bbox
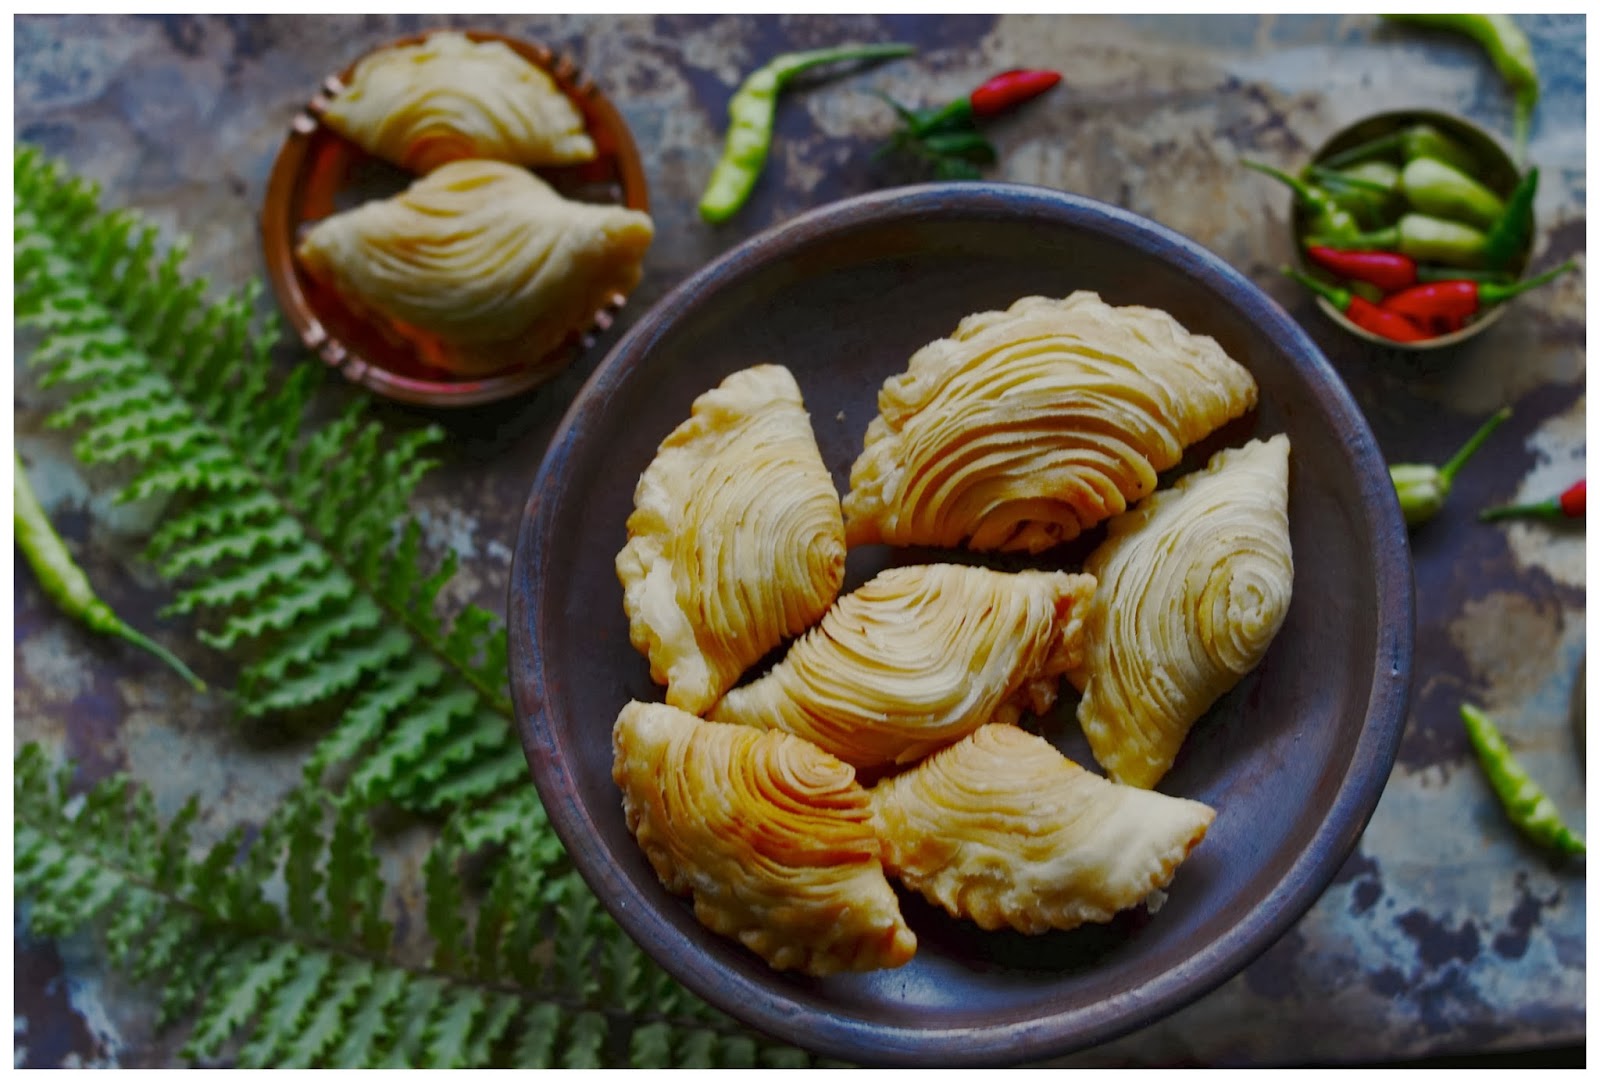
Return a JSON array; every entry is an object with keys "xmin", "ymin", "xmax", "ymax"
[{"xmin": 14, "ymin": 13, "xmax": 1586, "ymax": 1067}]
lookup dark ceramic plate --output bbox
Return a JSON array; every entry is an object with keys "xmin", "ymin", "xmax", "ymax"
[{"xmin": 509, "ymin": 184, "xmax": 1414, "ymax": 1066}]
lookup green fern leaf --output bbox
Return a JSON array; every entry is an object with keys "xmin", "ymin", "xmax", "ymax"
[
  {"xmin": 512, "ymin": 1002, "xmax": 564, "ymax": 1069},
  {"xmin": 283, "ymin": 957, "xmax": 374, "ymax": 1069},
  {"xmin": 16, "ymin": 145, "xmax": 526, "ymax": 817},
  {"xmin": 184, "ymin": 939, "xmax": 301, "ymax": 1061},
  {"xmin": 562, "ymin": 1011, "xmax": 610, "ymax": 1069},
  {"xmin": 236, "ymin": 948, "xmax": 334, "ymax": 1068},
  {"xmin": 326, "ymin": 966, "xmax": 409, "ymax": 1068}
]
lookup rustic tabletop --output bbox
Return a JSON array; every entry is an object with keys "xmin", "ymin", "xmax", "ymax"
[{"xmin": 14, "ymin": 13, "xmax": 1586, "ymax": 1068}]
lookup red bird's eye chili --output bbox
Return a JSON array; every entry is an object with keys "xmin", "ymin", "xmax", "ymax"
[
  {"xmin": 969, "ymin": 69, "xmax": 1063, "ymax": 118},
  {"xmin": 1280, "ymin": 266, "xmax": 1430, "ymax": 343},
  {"xmin": 1381, "ymin": 258, "xmax": 1575, "ymax": 330},
  {"xmin": 1480, "ymin": 479, "xmax": 1586, "ymax": 522},
  {"xmin": 880, "ymin": 68, "xmax": 1062, "ymax": 179},
  {"xmin": 1304, "ymin": 246, "xmax": 1419, "ymax": 291}
]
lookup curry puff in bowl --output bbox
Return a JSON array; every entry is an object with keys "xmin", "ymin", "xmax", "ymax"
[
  {"xmin": 262, "ymin": 29, "xmax": 653, "ymax": 406},
  {"xmin": 510, "ymin": 184, "xmax": 1414, "ymax": 1066}
]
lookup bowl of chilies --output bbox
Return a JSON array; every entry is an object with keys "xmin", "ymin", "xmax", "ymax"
[{"xmin": 1250, "ymin": 109, "xmax": 1573, "ymax": 349}]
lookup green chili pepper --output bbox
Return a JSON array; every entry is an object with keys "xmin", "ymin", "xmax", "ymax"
[
  {"xmin": 1483, "ymin": 167, "xmax": 1539, "ymax": 269},
  {"xmin": 1389, "ymin": 407, "xmax": 1510, "ymax": 526},
  {"xmin": 1460, "ymin": 704, "xmax": 1585, "ymax": 856},
  {"xmin": 1398, "ymin": 156, "xmax": 1507, "ymax": 229},
  {"xmin": 15, "ymin": 453, "xmax": 205, "ymax": 690},
  {"xmin": 1242, "ymin": 158, "xmax": 1360, "ymax": 239},
  {"xmin": 1383, "ymin": 15, "xmax": 1540, "ymax": 163},
  {"xmin": 1306, "ymin": 162, "xmax": 1402, "ymax": 226},
  {"xmin": 1316, "ymin": 122, "xmax": 1480, "ymax": 175},
  {"xmin": 697, "ymin": 42, "xmax": 915, "ymax": 224},
  {"xmin": 1308, "ymin": 211, "xmax": 1490, "ymax": 268}
]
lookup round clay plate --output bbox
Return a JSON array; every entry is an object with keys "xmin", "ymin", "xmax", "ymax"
[
  {"xmin": 509, "ymin": 184, "xmax": 1414, "ymax": 1066},
  {"xmin": 260, "ymin": 29, "xmax": 649, "ymax": 407}
]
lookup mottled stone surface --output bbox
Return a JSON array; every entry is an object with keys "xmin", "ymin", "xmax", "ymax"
[{"xmin": 14, "ymin": 13, "xmax": 1585, "ymax": 1067}]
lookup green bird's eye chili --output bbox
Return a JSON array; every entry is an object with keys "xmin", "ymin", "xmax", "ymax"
[
  {"xmin": 1381, "ymin": 258, "xmax": 1575, "ymax": 332},
  {"xmin": 1480, "ymin": 478, "xmax": 1586, "ymax": 522},
  {"xmin": 1483, "ymin": 167, "xmax": 1539, "ymax": 269},
  {"xmin": 1280, "ymin": 265, "xmax": 1429, "ymax": 343},
  {"xmin": 1315, "ymin": 122, "xmax": 1480, "ymax": 175},
  {"xmin": 698, "ymin": 42, "xmax": 915, "ymax": 224},
  {"xmin": 1459, "ymin": 703, "xmax": 1585, "ymax": 856},
  {"xmin": 1387, "ymin": 407, "xmax": 1511, "ymax": 525},
  {"xmin": 1307, "ymin": 211, "xmax": 1490, "ymax": 268},
  {"xmin": 1398, "ymin": 156, "xmax": 1508, "ymax": 229},
  {"xmin": 15, "ymin": 454, "xmax": 205, "ymax": 690},
  {"xmin": 1243, "ymin": 159, "xmax": 1360, "ymax": 239},
  {"xmin": 1383, "ymin": 15, "xmax": 1540, "ymax": 162}
]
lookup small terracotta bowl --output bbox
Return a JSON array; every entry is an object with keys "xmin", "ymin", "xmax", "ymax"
[
  {"xmin": 1292, "ymin": 109, "xmax": 1529, "ymax": 351},
  {"xmin": 260, "ymin": 29, "xmax": 650, "ymax": 407}
]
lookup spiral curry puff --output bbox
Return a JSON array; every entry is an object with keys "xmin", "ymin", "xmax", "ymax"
[
  {"xmin": 1068, "ymin": 435, "xmax": 1295, "ymax": 790},
  {"xmin": 613, "ymin": 702, "xmax": 917, "ymax": 976},
  {"xmin": 321, "ymin": 31, "xmax": 597, "ymax": 173},
  {"xmin": 296, "ymin": 160, "xmax": 654, "ymax": 377},
  {"xmin": 615, "ymin": 365, "xmax": 847, "ymax": 715},
  {"xmin": 708, "ymin": 564, "xmax": 1097, "ymax": 770},
  {"xmin": 843, "ymin": 292, "xmax": 1259, "ymax": 553},
  {"xmin": 871, "ymin": 725, "xmax": 1216, "ymax": 934}
]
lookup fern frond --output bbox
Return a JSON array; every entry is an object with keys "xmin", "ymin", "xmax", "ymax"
[
  {"xmin": 14, "ymin": 746, "xmax": 820, "ymax": 1068},
  {"xmin": 15, "ymin": 145, "xmax": 523, "ymax": 815}
]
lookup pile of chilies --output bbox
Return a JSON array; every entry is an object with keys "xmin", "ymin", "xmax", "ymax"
[{"xmin": 1247, "ymin": 122, "xmax": 1574, "ymax": 344}]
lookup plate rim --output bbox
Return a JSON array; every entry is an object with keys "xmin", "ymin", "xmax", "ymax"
[{"xmin": 507, "ymin": 181, "xmax": 1415, "ymax": 1066}]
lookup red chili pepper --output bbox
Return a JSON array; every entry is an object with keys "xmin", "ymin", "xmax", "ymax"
[
  {"xmin": 1382, "ymin": 259, "xmax": 1576, "ymax": 326},
  {"xmin": 1281, "ymin": 266, "xmax": 1431, "ymax": 343},
  {"xmin": 969, "ymin": 69, "xmax": 1063, "ymax": 118},
  {"xmin": 1480, "ymin": 479, "xmax": 1586, "ymax": 522},
  {"xmin": 1305, "ymin": 246, "xmax": 1418, "ymax": 291}
]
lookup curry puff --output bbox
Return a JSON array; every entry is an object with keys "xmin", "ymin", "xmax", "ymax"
[
  {"xmin": 708, "ymin": 564, "xmax": 1097, "ymax": 769},
  {"xmin": 1069, "ymin": 435, "xmax": 1294, "ymax": 789},
  {"xmin": 322, "ymin": 31, "xmax": 596, "ymax": 173},
  {"xmin": 843, "ymin": 292, "xmax": 1259, "ymax": 554},
  {"xmin": 296, "ymin": 160, "xmax": 654, "ymax": 376},
  {"xmin": 870, "ymin": 724, "xmax": 1216, "ymax": 935},
  {"xmin": 612, "ymin": 702, "xmax": 917, "ymax": 976},
  {"xmin": 616, "ymin": 365, "xmax": 846, "ymax": 715}
]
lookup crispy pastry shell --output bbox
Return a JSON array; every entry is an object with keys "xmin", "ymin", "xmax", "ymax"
[
  {"xmin": 1068, "ymin": 434, "xmax": 1294, "ymax": 789},
  {"xmin": 296, "ymin": 159, "xmax": 653, "ymax": 376},
  {"xmin": 612, "ymin": 701, "xmax": 916, "ymax": 976},
  {"xmin": 616, "ymin": 365, "xmax": 846, "ymax": 715},
  {"xmin": 843, "ymin": 292, "xmax": 1259, "ymax": 553},
  {"xmin": 870, "ymin": 724, "xmax": 1216, "ymax": 934},
  {"xmin": 323, "ymin": 31, "xmax": 596, "ymax": 173},
  {"xmin": 708, "ymin": 563, "xmax": 1096, "ymax": 769}
]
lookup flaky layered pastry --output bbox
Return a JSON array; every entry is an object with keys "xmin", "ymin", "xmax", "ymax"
[
  {"xmin": 843, "ymin": 292, "xmax": 1259, "ymax": 553},
  {"xmin": 1068, "ymin": 434, "xmax": 1294, "ymax": 789},
  {"xmin": 322, "ymin": 31, "xmax": 596, "ymax": 173},
  {"xmin": 870, "ymin": 724, "xmax": 1216, "ymax": 934},
  {"xmin": 297, "ymin": 160, "xmax": 654, "ymax": 376},
  {"xmin": 613, "ymin": 701, "xmax": 917, "ymax": 976},
  {"xmin": 616, "ymin": 366, "xmax": 846, "ymax": 715},
  {"xmin": 707, "ymin": 564, "xmax": 1096, "ymax": 769}
]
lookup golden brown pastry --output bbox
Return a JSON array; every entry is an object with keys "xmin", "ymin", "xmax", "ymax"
[
  {"xmin": 616, "ymin": 365, "xmax": 846, "ymax": 715},
  {"xmin": 612, "ymin": 701, "xmax": 917, "ymax": 976},
  {"xmin": 322, "ymin": 31, "xmax": 596, "ymax": 173},
  {"xmin": 843, "ymin": 292, "xmax": 1259, "ymax": 553},
  {"xmin": 870, "ymin": 724, "xmax": 1216, "ymax": 934},
  {"xmin": 1068, "ymin": 434, "xmax": 1294, "ymax": 789},
  {"xmin": 296, "ymin": 159, "xmax": 654, "ymax": 376},
  {"xmin": 708, "ymin": 563, "xmax": 1096, "ymax": 769}
]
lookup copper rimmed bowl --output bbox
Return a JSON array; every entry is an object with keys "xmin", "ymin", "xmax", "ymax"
[
  {"xmin": 260, "ymin": 29, "xmax": 649, "ymax": 407},
  {"xmin": 509, "ymin": 184, "xmax": 1414, "ymax": 1066}
]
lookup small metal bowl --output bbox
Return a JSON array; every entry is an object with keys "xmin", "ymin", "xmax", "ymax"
[
  {"xmin": 1293, "ymin": 109, "xmax": 1529, "ymax": 351},
  {"xmin": 260, "ymin": 29, "xmax": 650, "ymax": 408}
]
